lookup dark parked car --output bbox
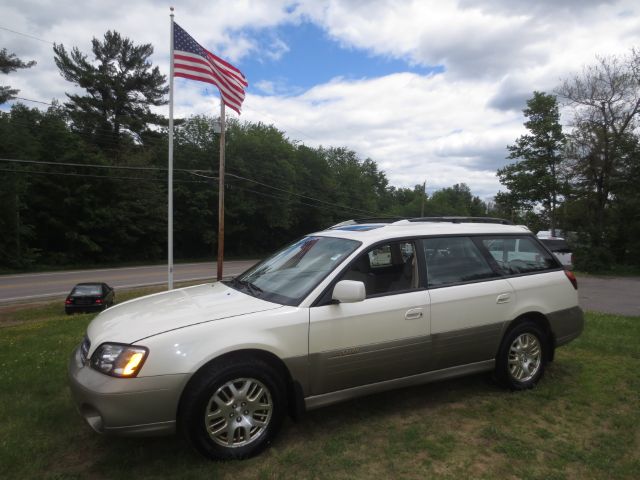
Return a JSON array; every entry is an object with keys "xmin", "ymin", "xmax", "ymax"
[{"xmin": 65, "ymin": 283, "xmax": 115, "ymax": 314}]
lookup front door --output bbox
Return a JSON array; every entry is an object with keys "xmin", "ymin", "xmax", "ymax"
[{"xmin": 308, "ymin": 240, "xmax": 431, "ymax": 396}]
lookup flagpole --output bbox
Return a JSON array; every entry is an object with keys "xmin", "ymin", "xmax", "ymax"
[
  {"xmin": 217, "ymin": 101, "xmax": 226, "ymax": 281},
  {"xmin": 168, "ymin": 7, "xmax": 175, "ymax": 290}
]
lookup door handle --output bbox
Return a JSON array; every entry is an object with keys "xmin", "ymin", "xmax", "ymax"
[
  {"xmin": 405, "ymin": 308, "xmax": 423, "ymax": 320},
  {"xmin": 496, "ymin": 293, "xmax": 511, "ymax": 304}
]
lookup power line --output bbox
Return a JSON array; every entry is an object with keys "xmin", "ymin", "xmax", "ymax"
[
  {"xmin": 0, "ymin": 25, "xmax": 53, "ymax": 44},
  {"xmin": 0, "ymin": 167, "xmax": 210, "ymax": 184},
  {"xmin": 13, "ymin": 97, "xmax": 52, "ymax": 106},
  {"xmin": 225, "ymin": 171, "xmax": 381, "ymax": 217},
  {"xmin": 227, "ymin": 182, "xmax": 347, "ymax": 213},
  {"xmin": 0, "ymin": 157, "xmax": 208, "ymax": 174},
  {"xmin": 189, "ymin": 170, "xmax": 382, "ymax": 217}
]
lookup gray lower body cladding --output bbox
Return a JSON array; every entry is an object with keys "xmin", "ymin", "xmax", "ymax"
[
  {"xmin": 547, "ymin": 305, "xmax": 584, "ymax": 347},
  {"xmin": 292, "ymin": 306, "xmax": 583, "ymax": 406}
]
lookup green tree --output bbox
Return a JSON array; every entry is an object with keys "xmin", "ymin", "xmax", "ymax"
[
  {"xmin": 323, "ymin": 147, "xmax": 388, "ymax": 217},
  {"xmin": 53, "ymin": 31, "xmax": 168, "ymax": 153},
  {"xmin": 0, "ymin": 48, "xmax": 36, "ymax": 104},
  {"xmin": 557, "ymin": 50, "xmax": 640, "ymax": 254},
  {"xmin": 384, "ymin": 185, "xmax": 424, "ymax": 218},
  {"xmin": 497, "ymin": 91, "xmax": 565, "ymax": 236},
  {"xmin": 0, "ymin": 104, "xmax": 41, "ymax": 267},
  {"xmin": 428, "ymin": 183, "xmax": 487, "ymax": 216}
]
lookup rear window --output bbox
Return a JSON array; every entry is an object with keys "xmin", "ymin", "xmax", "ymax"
[
  {"xmin": 481, "ymin": 236, "xmax": 558, "ymax": 274},
  {"xmin": 540, "ymin": 239, "xmax": 571, "ymax": 253},
  {"xmin": 72, "ymin": 285, "xmax": 103, "ymax": 296}
]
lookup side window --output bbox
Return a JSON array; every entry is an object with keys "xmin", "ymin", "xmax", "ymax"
[
  {"xmin": 341, "ymin": 241, "xmax": 419, "ymax": 296},
  {"xmin": 423, "ymin": 237, "xmax": 498, "ymax": 288},
  {"xmin": 481, "ymin": 236, "xmax": 558, "ymax": 274},
  {"xmin": 368, "ymin": 245, "xmax": 392, "ymax": 268}
]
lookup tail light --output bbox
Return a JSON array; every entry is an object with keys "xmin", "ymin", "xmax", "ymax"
[
  {"xmin": 95, "ymin": 298, "xmax": 103, "ymax": 304},
  {"xmin": 564, "ymin": 270, "xmax": 578, "ymax": 290},
  {"xmin": 65, "ymin": 298, "xmax": 72, "ymax": 305}
]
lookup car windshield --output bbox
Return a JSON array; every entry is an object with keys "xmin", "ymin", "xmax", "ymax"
[
  {"xmin": 72, "ymin": 285, "xmax": 102, "ymax": 296},
  {"xmin": 228, "ymin": 236, "xmax": 360, "ymax": 306}
]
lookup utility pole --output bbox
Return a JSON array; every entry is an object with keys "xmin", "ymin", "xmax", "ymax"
[{"xmin": 420, "ymin": 180, "xmax": 426, "ymax": 217}]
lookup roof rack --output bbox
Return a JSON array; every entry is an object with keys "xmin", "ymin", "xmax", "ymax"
[
  {"xmin": 407, "ymin": 216, "xmax": 512, "ymax": 225},
  {"xmin": 329, "ymin": 217, "xmax": 404, "ymax": 228},
  {"xmin": 330, "ymin": 216, "xmax": 512, "ymax": 229}
]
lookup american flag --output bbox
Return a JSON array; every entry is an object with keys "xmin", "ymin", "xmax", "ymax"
[{"xmin": 173, "ymin": 22, "xmax": 248, "ymax": 114}]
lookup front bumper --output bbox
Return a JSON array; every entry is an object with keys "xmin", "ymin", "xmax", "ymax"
[{"xmin": 68, "ymin": 345, "xmax": 189, "ymax": 436}]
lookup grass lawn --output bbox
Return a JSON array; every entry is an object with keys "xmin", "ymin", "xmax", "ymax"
[{"xmin": 0, "ymin": 301, "xmax": 638, "ymax": 479}]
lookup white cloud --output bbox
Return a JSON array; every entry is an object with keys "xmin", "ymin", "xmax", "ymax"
[
  {"xmin": 254, "ymin": 80, "xmax": 277, "ymax": 95},
  {"xmin": 265, "ymin": 36, "xmax": 291, "ymax": 61},
  {"xmin": 241, "ymin": 73, "xmax": 522, "ymax": 198}
]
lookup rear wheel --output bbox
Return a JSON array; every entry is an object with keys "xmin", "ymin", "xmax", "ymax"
[
  {"xmin": 179, "ymin": 358, "xmax": 286, "ymax": 460},
  {"xmin": 495, "ymin": 322, "xmax": 547, "ymax": 390}
]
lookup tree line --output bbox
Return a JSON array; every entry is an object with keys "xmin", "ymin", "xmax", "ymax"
[
  {"xmin": 495, "ymin": 49, "xmax": 640, "ymax": 270},
  {"xmin": 0, "ymin": 31, "xmax": 488, "ymax": 270}
]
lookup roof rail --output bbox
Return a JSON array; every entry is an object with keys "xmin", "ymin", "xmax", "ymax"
[
  {"xmin": 329, "ymin": 217, "xmax": 404, "ymax": 229},
  {"xmin": 408, "ymin": 216, "xmax": 512, "ymax": 225}
]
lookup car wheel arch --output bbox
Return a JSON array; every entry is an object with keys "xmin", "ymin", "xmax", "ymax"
[
  {"xmin": 500, "ymin": 312, "xmax": 555, "ymax": 362},
  {"xmin": 176, "ymin": 348, "xmax": 303, "ymax": 423}
]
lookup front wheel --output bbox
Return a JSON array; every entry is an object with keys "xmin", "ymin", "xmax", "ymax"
[
  {"xmin": 495, "ymin": 322, "xmax": 548, "ymax": 390},
  {"xmin": 178, "ymin": 358, "xmax": 286, "ymax": 460}
]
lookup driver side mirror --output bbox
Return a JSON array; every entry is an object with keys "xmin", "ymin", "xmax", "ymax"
[{"xmin": 332, "ymin": 280, "xmax": 366, "ymax": 303}]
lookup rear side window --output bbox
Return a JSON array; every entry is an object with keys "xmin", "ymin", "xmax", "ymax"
[
  {"xmin": 481, "ymin": 236, "xmax": 558, "ymax": 274},
  {"xmin": 540, "ymin": 239, "xmax": 571, "ymax": 253},
  {"xmin": 423, "ymin": 237, "xmax": 498, "ymax": 287}
]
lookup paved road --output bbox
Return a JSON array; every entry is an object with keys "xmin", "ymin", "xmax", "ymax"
[
  {"xmin": 578, "ymin": 275, "xmax": 640, "ymax": 317},
  {"xmin": 0, "ymin": 260, "xmax": 258, "ymax": 304}
]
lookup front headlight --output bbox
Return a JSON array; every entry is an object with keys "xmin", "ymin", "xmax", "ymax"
[{"xmin": 90, "ymin": 343, "xmax": 148, "ymax": 377}]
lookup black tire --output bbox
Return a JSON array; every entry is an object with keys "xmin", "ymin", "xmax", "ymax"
[
  {"xmin": 178, "ymin": 357, "xmax": 286, "ymax": 460},
  {"xmin": 495, "ymin": 321, "xmax": 548, "ymax": 390}
]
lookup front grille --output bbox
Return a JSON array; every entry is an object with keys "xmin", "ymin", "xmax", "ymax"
[{"xmin": 80, "ymin": 336, "xmax": 91, "ymax": 363}]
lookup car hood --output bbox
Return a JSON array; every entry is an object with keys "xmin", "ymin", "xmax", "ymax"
[{"xmin": 86, "ymin": 282, "xmax": 282, "ymax": 348}]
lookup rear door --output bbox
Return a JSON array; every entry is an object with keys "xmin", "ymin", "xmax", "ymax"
[{"xmin": 423, "ymin": 236, "xmax": 515, "ymax": 370}]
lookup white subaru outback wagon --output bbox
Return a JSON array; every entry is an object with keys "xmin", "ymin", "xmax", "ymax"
[{"xmin": 68, "ymin": 217, "xmax": 583, "ymax": 460}]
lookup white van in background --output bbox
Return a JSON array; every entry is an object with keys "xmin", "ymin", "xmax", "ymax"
[{"xmin": 536, "ymin": 232, "xmax": 573, "ymax": 269}]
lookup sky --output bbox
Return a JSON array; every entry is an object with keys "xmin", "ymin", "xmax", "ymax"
[{"xmin": 1, "ymin": 0, "xmax": 639, "ymax": 199}]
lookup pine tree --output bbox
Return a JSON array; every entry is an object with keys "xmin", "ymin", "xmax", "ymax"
[
  {"xmin": 53, "ymin": 31, "xmax": 168, "ymax": 153},
  {"xmin": 0, "ymin": 48, "xmax": 36, "ymax": 104},
  {"xmin": 498, "ymin": 92, "xmax": 565, "ymax": 236}
]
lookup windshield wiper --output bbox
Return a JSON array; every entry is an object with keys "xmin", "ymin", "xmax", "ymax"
[{"xmin": 233, "ymin": 278, "xmax": 263, "ymax": 297}]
